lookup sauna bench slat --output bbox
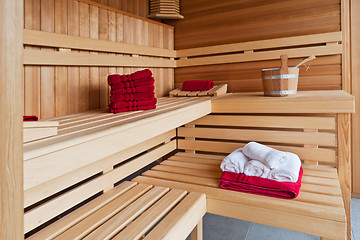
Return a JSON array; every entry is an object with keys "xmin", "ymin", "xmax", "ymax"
[
  {"xmin": 211, "ymin": 90, "xmax": 355, "ymax": 114},
  {"xmin": 23, "ymin": 97, "xmax": 211, "ymax": 192},
  {"xmin": 24, "ymin": 97, "xmax": 211, "ymax": 161}
]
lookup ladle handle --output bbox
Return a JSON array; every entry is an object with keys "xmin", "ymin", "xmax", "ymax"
[{"xmin": 295, "ymin": 55, "xmax": 316, "ymax": 68}]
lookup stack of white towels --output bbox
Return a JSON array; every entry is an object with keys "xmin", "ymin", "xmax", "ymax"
[{"xmin": 220, "ymin": 142, "xmax": 302, "ymax": 182}]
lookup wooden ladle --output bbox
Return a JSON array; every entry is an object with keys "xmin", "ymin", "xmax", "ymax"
[{"xmin": 295, "ymin": 55, "xmax": 316, "ymax": 68}]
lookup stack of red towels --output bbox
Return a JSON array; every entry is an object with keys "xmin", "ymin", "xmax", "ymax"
[{"xmin": 107, "ymin": 69, "xmax": 157, "ymax": 113}]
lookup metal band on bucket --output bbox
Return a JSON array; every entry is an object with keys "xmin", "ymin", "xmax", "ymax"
[
  {"xmin": 264, "ymin": 90, "xmax": 297, "ymax": 95},
  {"xmin": 262, "ymin": 74, "xmax": 299, "ymax": 80}
]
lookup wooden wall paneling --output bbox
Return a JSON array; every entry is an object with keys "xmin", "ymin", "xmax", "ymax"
[
  {"xmin": 79, "ymin": 2, "xmax": 91, "ymax": 112},
  {"xmin": 24, "ymin": 0, "xmax": 41, "ymax": 117},
  {"xmin": 0, "ymin": 0, "xmax": 24, "ymax": 238},
  {"xmin": 153, "ymin": 24, "xmax": 161, "ymax": 97},
  {"xmin": 351, "ymin": 0, "xmax": 360, "ymax": 197},
  {"xmin": 90, "ymin": 0, "xmax": 148, "ymax": 18},
  {"xmin": 123, "ymin": 15, "xmax": 132, "ymax": 77},
  {"xmin": 99, "ymin": 7, "xmax": 109, "ymax": 108},
  {"xmin": 54, "ymin": 0, "xmax": 68, "ymax": 116},
  {"xmin": 40, "ymin": 0, "xmax": 55, "ymax": 118},
  {"xmin": 174, "ymin": 56, "xmax": 342, "ymax": 92},
  {"xmin": 68, "ymin": 0, "xmax": 80, "ymax": 114},
  {"xmin": 23, "ymin": 0, "xmax": 174, "ymax": 117},
  {"xmin": 89, "ymin": 5, "xmax": 100, "ymax": 110},
  {"xmin": 167, "ymin": 0, "xmax": 341, "ymax": 50},
  {"xmin": 116, "ymin": 12, "xmax": 124, "ymax": 77},
  {"xmin": 108, "ymin": 9, "xmax": 117, "ymax": 100}
]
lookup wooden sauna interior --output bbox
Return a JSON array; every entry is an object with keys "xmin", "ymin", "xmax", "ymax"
[{"xmin": 1, "ymin": 0, "xmax": 359, "ymax": 239}]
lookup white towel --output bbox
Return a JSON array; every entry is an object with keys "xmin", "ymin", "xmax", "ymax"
[
  {"xmin": 244, "ymin": 160, "xmax": 270, "ymax": 178},
  {"xmin": 243, "ymin": 142, "xmax": 289, "ymax": 169},
  {"xmin": 268, "ymin": 152, "xmax": 301, "ymax": 182},
  {"xmin": 220, "ymin": 148, "xmax": 249, "ymax": 173}
]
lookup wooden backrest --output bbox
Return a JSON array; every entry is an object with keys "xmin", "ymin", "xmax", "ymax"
[
  {"xmin": 176, "ymin": 32, "xmax": 342, "ymax": 68},
  {"xmin": 178, "ymin": 114, "xmax": 337, "ymax": 166},
  {"xmin": 23, "ymin": 0, "xmax": 175, "ymax": 119},
  {"xmin": 24, "ymin": 130, "xmax": 176, "ymax": 236}
]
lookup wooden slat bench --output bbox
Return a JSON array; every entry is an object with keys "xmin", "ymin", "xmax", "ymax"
[
  {"xmin": 24, "ymin": 97, "xmax": 211, "ymax": 239},
  {"xmin": 133, "ymin": 91, "xmax": 355, "ymax": 240},
  {"xmin": 24, "ymin": 91, "xmax": 354, "ymax": 240},
  {"xmin": 28, "ymin": 181, "xmax": 206, "ymax": 240}
]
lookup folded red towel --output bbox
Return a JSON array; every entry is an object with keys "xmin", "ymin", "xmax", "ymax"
[
  {"xmin": 219, "ymin": 167, "xmax": 303, "ymax": 199},
  {"xmin": 110, "ymin": 104, "xmax": 156, "ymax": 113},
  {"xmin": 111, "ymin": 77, "xmax": 155, "ymax": 89},
  {"xmin": 131, "ymin": 69, "xmax": 152, "ymax": 80},
  {"xmin": 109, "ymin": 98, "xmax": 157, "ymax": 109},
  {"xmin": 23, "ymin": 115, "xmax": 38, "ymax": 121},
  {"xmin": 110, "ymin": 85, "xmax": 155, "ymax": 95},
  {"xmin": 110, "ymin": 92, "xmax": 155, "ymax": 102},
  {"xmin": 182, "ymin": 80, "xmax": 214, "ymax": 91},
  {"xmin": 107, "ymin": 74, "xmax": 132, "ymax": 85}
]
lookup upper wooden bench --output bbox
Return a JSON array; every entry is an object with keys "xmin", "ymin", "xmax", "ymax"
[
  {"xmin": 24, "ymin": 97, "xmax": 211, "ymax": 236},
  {"xmin": 134, "ymin": 90, "xmax": 355, "ymax": 240}
]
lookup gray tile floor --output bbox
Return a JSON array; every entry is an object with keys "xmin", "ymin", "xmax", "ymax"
[{"xmin": 187, "ymin": 198, "xmax": 360, "ymax": 240}]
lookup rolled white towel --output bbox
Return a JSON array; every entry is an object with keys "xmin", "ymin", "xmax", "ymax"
[
  {"xmin": 220, "ymin": 148, "xmax": 249, "ymax": 173},
  {"xmin": 243, "ymin": 142, "xmax": 289, "ymax": 169},
  {"xmin": 269, "ymin": 152, "xmax": 301, "ymax": 182},
  {"xmin": 244, "ymin": 160, "xmax": 270, "ymax": 178}
]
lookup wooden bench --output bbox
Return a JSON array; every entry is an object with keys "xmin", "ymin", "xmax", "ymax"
[
  {"xmin": 133, "ymin": 91, "xmax": 355, "ymax": 240},
  {"xmin": 28, "ymin": 181, "xmax": 206, "ymax": 240},
  {"xmin": 24, "ymin": 97, "xmax": 211, "ymax": 239}
]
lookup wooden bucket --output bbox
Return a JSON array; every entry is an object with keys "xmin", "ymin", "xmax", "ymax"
[{"xmin": 261, "ymin": 67, "xmax": 299, "ymax": 97}]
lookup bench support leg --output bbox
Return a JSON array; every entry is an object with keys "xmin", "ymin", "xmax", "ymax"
[{"xmin": 190, "ymin": 219, "xmax": 203, "ymax": 240}]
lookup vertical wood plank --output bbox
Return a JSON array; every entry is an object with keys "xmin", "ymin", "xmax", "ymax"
[
  {"xmin": 351, "ymin": 0, "xmax": 360, "ymax": 196},
  {"xmin": 89, "ymin": 5, "xmax": 100, "ymax": 109},
  {"xmin": 108, "ymin": 9, "xmax": 117, "ymax": 101},
  {"xmin": 40, "ymin": 0, "xmax": 55, "ymax": 118},
  {"xmin": 99, "ymin": 8, "xmax": 109, "ymax": 108},
  {"xmin": 79, "ymin": 2, "xmax": 91, "ymax": 112},
  {"xmin": 116, "ymin": 12, "xmax": 124, "ymax": 76},
  {"xmin": 24, "ymin": 0, "xmax": 41, "ymax": 117},
  {"xmin": 54, "ymin": 0, "xmax": 68, "ymax": 116},
  {"xmin": 123, "ymin": 15, "xmax": 132, "ymax": 77},
  {"xmin": 68, "ymin": 0, "xmax": 80, "ymax": 114},
  {"xmin": 340, "ymin": 1, "xmax": 352, "ymax": 238},
  {"xmin": 337, "ymin": 113, "xmax": 352, "ymax": 240},
  {"xmin": 0, "ymin": 0, "xmax": 24, "ymax": 238}
]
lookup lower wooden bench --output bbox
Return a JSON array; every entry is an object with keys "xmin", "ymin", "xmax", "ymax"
[
  {"xmin": 27, "ymin": 181, "xmax": 206, "ymax": 240},
  {"xmin": 134, "ymin": 152, "xmax": 346, "ymax": 240}
]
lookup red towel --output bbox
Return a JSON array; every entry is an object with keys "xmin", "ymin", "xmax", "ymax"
[
  {"xmin": 131, "ymin": 69, "xmax": 152, "ymax": 80},
  {"xmin": 110, "ymin": 85, "xmax": 155, "ymax": 95},
  {"xmin": 107, "ymin": 74, "xmax": 132, "ymax": 85},
  {"xmin": 23, "ymin": 115, "xmax": 38, "ymax": 121},
  {"xmin": 182, "ymin": 80, "xmax": 214, "ymax": 91},
  {"xmin": 110, "ymin": 92, "xmax": 155, "ymax": 102},
  {"xmin": 110, "ymin": 105, "xmax": 156, "ymax": 113},
  {"xmin": 109, "ymin": 98, "xmax": 157, "ymax": 109},
  {"xmin": 219, "ymin": 167, "xmax": 303, "ymax": 199},
  {"xmin": 111, "ymin": 77, "xmax": 155, "ymax": 89}
]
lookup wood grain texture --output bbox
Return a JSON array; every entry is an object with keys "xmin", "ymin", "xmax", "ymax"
[
  {"xmin": 165, "ymin": 0, "xmax": 341, "ymax": 49},
  {"xmin": 24, "ymin": 0, "xmax": 174, "ymax": 118},
  {"xmin": 351, "ymin": 0, "xmax": 360, "ymax": 196},
  {"xmin": 0, "ymin": 0, "xmax": 24, "ymax": 238},
  {"xmin": 337, "ymin": 113, "xmax": 352, "ymax": 239},
  {"xmin": 168, "ymin": 0, "xmax": 343, "ymax": 93}
]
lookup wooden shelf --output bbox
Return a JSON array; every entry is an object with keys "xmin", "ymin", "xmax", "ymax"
[
  {"xmin": 23, "ymin": 97, "xmax": 211, "ymax": 192},
  {"xmin": 211, "ymin": 90, "xmax": 355, "ymax": 114}
]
